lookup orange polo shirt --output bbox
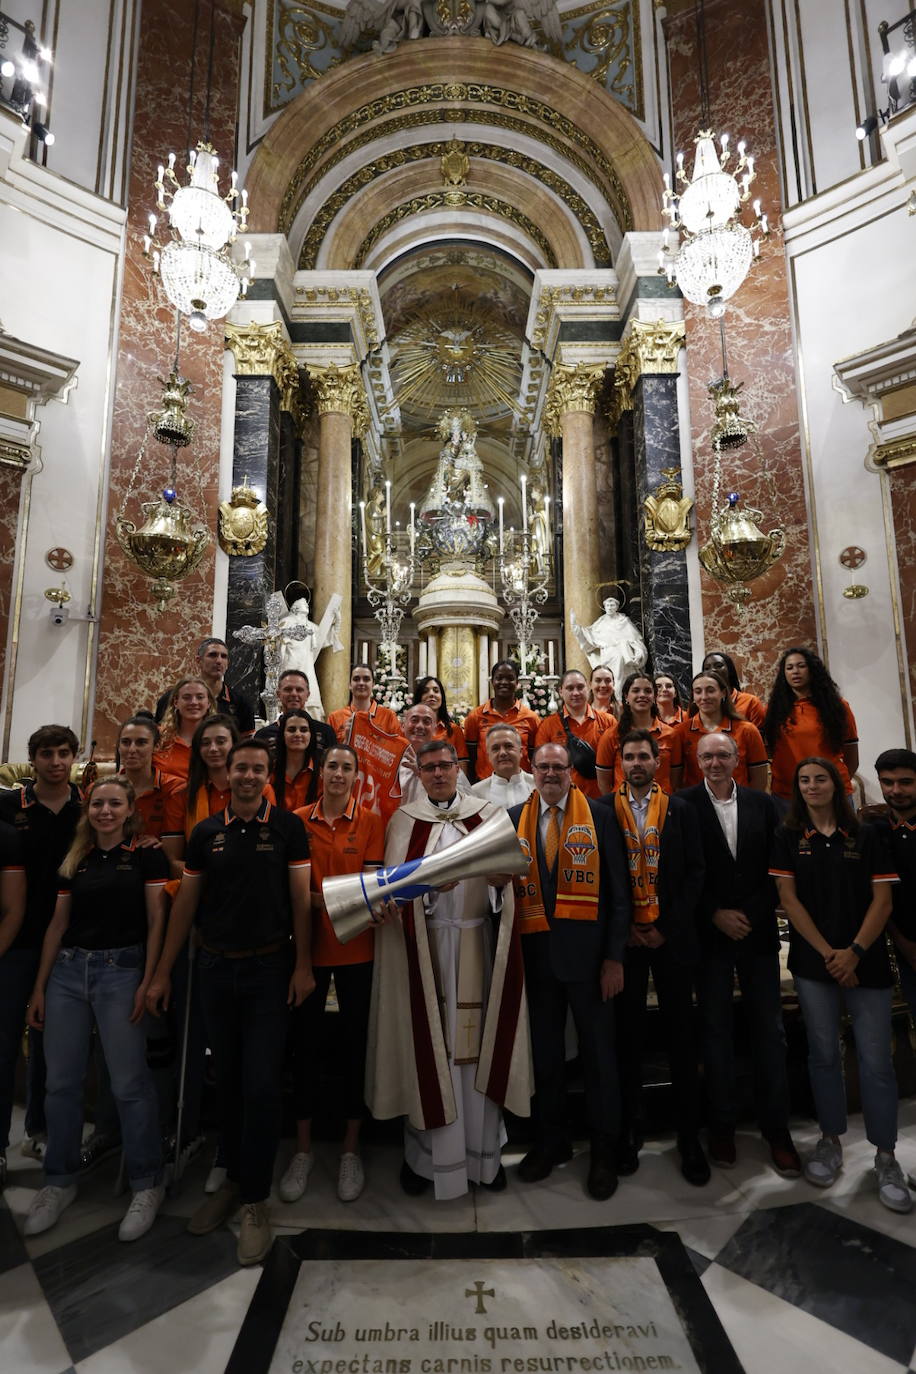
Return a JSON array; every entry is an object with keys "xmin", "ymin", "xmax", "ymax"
[
  {"xmin": 733, "ymin": 689, "xmax": 766, "ymax": 730},
  {"xmin": 536, "ymin": 708, "xmax": 617, "ymax": 799},
  {"xmin": 673, "ymin": 715, "xmax": 768, "ymax": 788},
  {"xmin": 432, "ymin": 720, "xmax": 468, "ymax": 762},
  {"xmin": 597, "ymin": 719, "xmax": 678, "ymax": 794},
  {"xmin": 769, "ymin": 697, "xmax": 858, "ymax": 799},
  {"xmin": 276, "ymin": 767, "xmax": 316, "ymax": 812},
  {"xmin": 464, "ymin": 699, "xmax": 540, "ymax": 778},
  {"xmin": 329, "ymin": 701, "xmax": 401, "ymax": 741},
  {"xmin": 154, "ymin": 737, "xmax": 191, "ymax": 781},
  {"xmin": 295, "ymin": 798, "xmax": 384, "ymax": 966},
  {"xmin": 176, "ymin": 780, "xmax": 276, "ymax": 839},
  {"xmin": 132, "ymin": 771, "xmax": 185, "ymax": 838}
]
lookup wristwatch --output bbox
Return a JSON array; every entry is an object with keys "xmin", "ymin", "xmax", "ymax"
[{"xmin": 850, "ymin": 941, "xmax": 866, "ymax": 960}]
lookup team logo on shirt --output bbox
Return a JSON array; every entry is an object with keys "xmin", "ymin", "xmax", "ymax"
[
  {"xmin": 256, "ymin": 825, "xmax": 274, "ymax": 852},
  {"xmin": 211, "ymin": 833, "xmax": 226, "ymax": 852},
  {"xmin": 564, "ymin": 826, "xmax": 595, "ymax": 867}
]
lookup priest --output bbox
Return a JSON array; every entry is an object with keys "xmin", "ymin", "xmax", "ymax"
[{"xmin": 366, "ymin": 738, "xmax": 532, "ymax": 1199}]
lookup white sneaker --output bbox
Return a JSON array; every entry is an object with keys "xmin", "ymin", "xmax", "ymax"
[
  {"xmin": 875, "ymin": 1153, "xmax": 913, "ymax": 1214},
  {"xmin": 118, "ymin": 1185, "xmax": 165, "ymax": 1242},
  {"xmin": 279, "ymin": 1151, "xmax": 314, "ymax": 1203},
  {"xmin": 803, "ymin": 1136, "xmax": 842, "ymax": 1188},
  {"xmin": 337, "ymin": 1152, "xmax": 365, "ymax": 1202},
  {"xmin": 24, "ymin": 1184, "xmax": 77, "ymax": 1236},
  {"xmin": 205, "ymin": 1162, "xmax": 227, "ymax": 1195}
]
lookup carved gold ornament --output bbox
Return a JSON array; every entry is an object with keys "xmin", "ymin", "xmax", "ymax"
[
  {"xmin": 219, "ymin": 479, "xmax": 269, "ymax": 557},
  {"xmin": 643, "ymin": 469, "xmax": 693, "ymax": 551},
  {"xmin": 309, "ymin": 363, "xmax": 370, "ymax": 435},
  {"xmin": 543, "ymin": 363, "xmax": 605, "ymax": 436},
  {"xmin": 224, "ymin": 322, "xmax": 303, "ymax": 418}
]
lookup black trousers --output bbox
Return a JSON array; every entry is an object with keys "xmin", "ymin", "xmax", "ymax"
[
  {"xmin": 197, "ymin": 947, "xmax": 290, "ymax": 1203},
  {"xmin": 615, "ymin": 942, "xmax": 700, "ymax": 1136},
  {"xmin": 522, "ymin": 931, "xmax": 619, "ymax": 1145},
  {"xmin": 290, "ymin": 961, "xmax": 373, "ymax": 1123}
]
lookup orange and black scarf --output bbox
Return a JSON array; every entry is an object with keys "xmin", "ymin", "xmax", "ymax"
[
  {"xmin": 613, "ymin": 782, "xmax": 668, "ymax": 923},
  {"xmin": 513, "ymin": 787, "xmax": 601, "ymax": 933}
]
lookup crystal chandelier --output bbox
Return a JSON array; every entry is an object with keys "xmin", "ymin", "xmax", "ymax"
[
  {"xmin": 659, "ymin": 131, "xmax": 769, "ymax": 318},
  {"xmin": 144, "ymin": 142, "xmax": 253, "ymax": 332}
]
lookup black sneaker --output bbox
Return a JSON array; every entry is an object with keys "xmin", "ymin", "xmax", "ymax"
[{"xmin": 678, "ymin": 1134, "xmax": 711, "ymax": 1186}]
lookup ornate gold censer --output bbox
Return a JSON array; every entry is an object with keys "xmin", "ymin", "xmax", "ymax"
[
  {"xmin": 115, "ymin": 369, "xmax": 211, "ymax": 611},
  {"xmin": 698, "ymin": 368, "xmax": 784, "ymax": 605}
]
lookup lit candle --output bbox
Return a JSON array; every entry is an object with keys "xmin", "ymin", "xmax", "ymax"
[
  {"xmin": 498, "ymin": 497, "xmax": 504, "ymax": 556},
  {"xmin": 548, "ymin": 640, "xmax": 555, "ymax": 676},
  {"xmin": 520, "ymin": 474, "xmax": 528, "ymax": 533},
  {"xmin": 385, "ymin": 480, "xmax": 391, "ymax": 535},
  {"xmin": 361, "ymin": 642, "xmax": 369, "ymax": 665},
  {"xmin": 409, "ymin": 502, "xmax": 416, "ymax": 557},
  {"xmin": 148, "ymin": 212, "xmax": 157, "ymax": 235},
  {"xmin": 720, "ymin": 133, "xmax": 729, "ymax": 153},
  {"xmin": 359, "ymin": 500, "xmax": 367, "ymax": 556},
  {"xmin": 167, "ymin": 152, "xmax": 176, "ymax": 170}
]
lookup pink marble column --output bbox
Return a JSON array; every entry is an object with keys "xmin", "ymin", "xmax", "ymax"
[
  {"xmin": 665, "ymin": 0, "xmax": 817, "ymax": 699},
  {"xmin": 92, "ymin": 0, "xmax": 244, "ymax": 753}
]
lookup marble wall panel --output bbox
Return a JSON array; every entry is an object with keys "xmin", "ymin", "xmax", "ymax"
[
  {"xmin": 92, "ymin": 0, "xmax": 244, "ymax": 753},
  {"xmin": 665, "ymin": 0, "xmax": 817, "ymax": 700},
  {"xmin": 633, "ymin": 376, "xmax": 692, "ymax": 688},
  {"xmin": 890, "ymin": 464, "xmax": 916, "ymax": 710},
  {"xmin": 0, "ymin": 467, "xmax": 23, "ymax": 698},
  {"xmin": 298, "ymin": 410, "xmax": 320, "ymax": 589}
]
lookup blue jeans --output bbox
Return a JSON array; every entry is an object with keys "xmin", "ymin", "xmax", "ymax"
[
  {"xmin": 699, "ymin": 944, "xmax": 790, "ymax": 1135},
  {"xmin": 794, "ymin": 975, "xmax": 897, "ymax": 1151},
  {"xmin": 43, "ymin": 946, "xmax": 162, "ymax": 1190},
  {"xmin": 0, "ymin": 947, "xmax": 46, "ymax": 1149},
  {"xmin": 197, "ymin": 947, "xmax": 290, "ymax": 1203}
]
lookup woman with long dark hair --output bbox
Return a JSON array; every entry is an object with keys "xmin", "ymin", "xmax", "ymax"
[
  {"xmin": 654, "ymin": 673, "xmax": 686, "ymax": 727},
  {"xmin": 670, "ymin": 670, "xmax": 768, "ymax": 791},
  {"xmin": 770, "ymin": 756, "xmax": 908, "ymax": 1213},
  {"xmin": 183, "ymin": 716, "xmax": 241, "ymax": 835},
  {"xmin": 413, "ymin": 676, "xmax": 469, "ymax": 774},
  {"xmin": 597, "ymin": 673, "xmax": 677, "ymax": 794},
  {"xmin": 272, "ymin": 710, "xmax": 322, "ymax": 811},
  {"xmin": 702, "ymin": 651, "xmax": 766, "ymax": 729},
  {"xmin": 764, "ymin": 647, "xmax": 859, "ymax": 801},
  {"xmin": 24, "ymin": 778, "xmax": 169, "ymax": 1240},
  {"xmin": 588, "ymin": 665, "xmax": 618, "ymax": 719},
  {"xmin": 328, "ymin": 663, "xmax": 400, "ymax": 739}
]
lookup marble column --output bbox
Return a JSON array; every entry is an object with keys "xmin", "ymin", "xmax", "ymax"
[
  {"xmin": 224, "ymin": 322, "xmax": 302, "ymax": 704},
  {"xmin": 545, "ymin": 364, "xmax": 605, "ymax": 674},
  {"xmin": 614, "ymin": 321, "xmax": 691, "ymax": 686},
  {"xmin": 311, "ymin": 364, "xmax": 367, "ymax": 713}
]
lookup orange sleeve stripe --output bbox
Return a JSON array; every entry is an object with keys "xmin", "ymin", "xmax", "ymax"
[
  {"xmin": 288, "ymin": 859, "xmax": 310, "ymax": 869},
  {"xmin": 183, "ymin": 866, "xmax": 203, "ymax": 877},
  {"xmin": 2, "ymin": 864, "xmax": 25, "ymax": 872},
  {"xmin": 145, "ymin": 878, "xmax": 169, "ymax": 887},
  {"xmin": 768, "ymin": 868, "xmax": 794, "ymax": 877},
  {"xmin": 873, "ymin": 873, "xmax": 899, "ymax": 882}
]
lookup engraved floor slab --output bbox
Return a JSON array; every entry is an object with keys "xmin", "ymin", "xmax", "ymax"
[{"xmin": 229, "ymin": 1228, "xmax": 743, "ymax": 1374}]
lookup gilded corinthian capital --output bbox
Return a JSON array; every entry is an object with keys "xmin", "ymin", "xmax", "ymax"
[
  {"xmin": 607, "ymin": 320, "xmax": 687, "ymax": 430},
  {"xmin": 224, "ymin": 322, "xmax": 303, "ymax": 417},
  {"xmin": 543, "ymin": 363, "xmax": 606, "ymax": 438},
  {"xmin": 310, "ymin": 363, "xmax": 370, "ymax": 435}
]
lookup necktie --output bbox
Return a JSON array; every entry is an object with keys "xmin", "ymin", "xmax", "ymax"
[{"xmin": 545, "ymin": 805, "xmax": 560, "ymax": 870}]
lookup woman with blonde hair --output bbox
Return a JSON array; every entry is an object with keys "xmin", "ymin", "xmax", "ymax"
[
  {"xmin": 154, "ymin": 678, "xmax": 218, "ymax": 781},
  {"xmin": 24, "ymin": 777, "xmax": 169, "ymax": 1241}
]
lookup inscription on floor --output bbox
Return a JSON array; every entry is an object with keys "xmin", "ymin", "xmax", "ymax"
[{"xmin": 269, "ymin": 1257, "xmax": 701, "ymax": 1374}]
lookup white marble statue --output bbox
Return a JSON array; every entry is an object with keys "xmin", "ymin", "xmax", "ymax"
[
  {"xmin": 569, "ymin": 597, "xmax": 647, "ymax": 681},
  {"xmin": 278, "ymin": 592, "xmax": 344, "ymax": 719},
  {"xmin": 480, "ymin": 0, "xmax": 562, "ymax": 48}
]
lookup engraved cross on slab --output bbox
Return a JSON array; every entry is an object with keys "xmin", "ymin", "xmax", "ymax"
[
  {"xmin": 465, "ymin": 1280, "xmax": 495, "ymax": 1315},
  {"xmin": 233, "ymin": 591, "xmax": 310, "ymax": 721}
]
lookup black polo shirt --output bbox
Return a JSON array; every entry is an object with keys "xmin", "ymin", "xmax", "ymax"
[
  {"xmin": 155, "ymin": 681, "xmax": 255, "ymax": 734},
  {"xmin": 0, "ymin": 818, "xmax": 24, "ymax": 878},
  {"xmin": 770, "ymin": 821, "xmax": 898, "ymax": 987},
  {"xmin": 0, "ymin": 782, "xmax": 83, "ymax": 950},
  {"xmin": 184, "ymin": 796, "xmax": 309, "ymax": 951},
  {"xmin": 254, "ymin": 714, "xmax": 337, "ymax": 756},
  {"xmin": 58, "ymin": 842, "xmax": 169, "ymax": 950},
  {"xmin": 872, "ymin": 814, "xmax": 916, "ymax": 941}
]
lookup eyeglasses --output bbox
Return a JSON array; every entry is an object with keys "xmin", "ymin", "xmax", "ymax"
[{"xmin": 418, "ymin": 761, "xmax": 457, "ymax": 774}]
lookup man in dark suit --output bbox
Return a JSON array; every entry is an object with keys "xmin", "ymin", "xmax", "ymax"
[
  {"xmin": 508, "ymin": 742, "xmax": 631, "ymax": 1200},
  {"xmin": 598, "ymin": 729, "xmax": 710, "ymax": 1185},
  {"xmin": 680, "ymin": 730, "xmax": 800, "ymax": 1176}
]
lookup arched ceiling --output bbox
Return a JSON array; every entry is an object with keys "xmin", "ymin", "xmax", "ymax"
[{"xmin": 245, "ymin": 37, "xmax": 662, "ymax": 523}]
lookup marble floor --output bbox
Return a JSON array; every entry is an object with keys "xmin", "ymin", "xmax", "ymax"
[{"xmin": 2, "ymin": 1101, "xmax": 916, "ymax": 1374}]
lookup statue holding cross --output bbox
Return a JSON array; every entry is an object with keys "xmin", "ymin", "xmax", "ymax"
[{"xmin": 233, "ymin": 588, "xmax": 343, "ymax": 721}]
